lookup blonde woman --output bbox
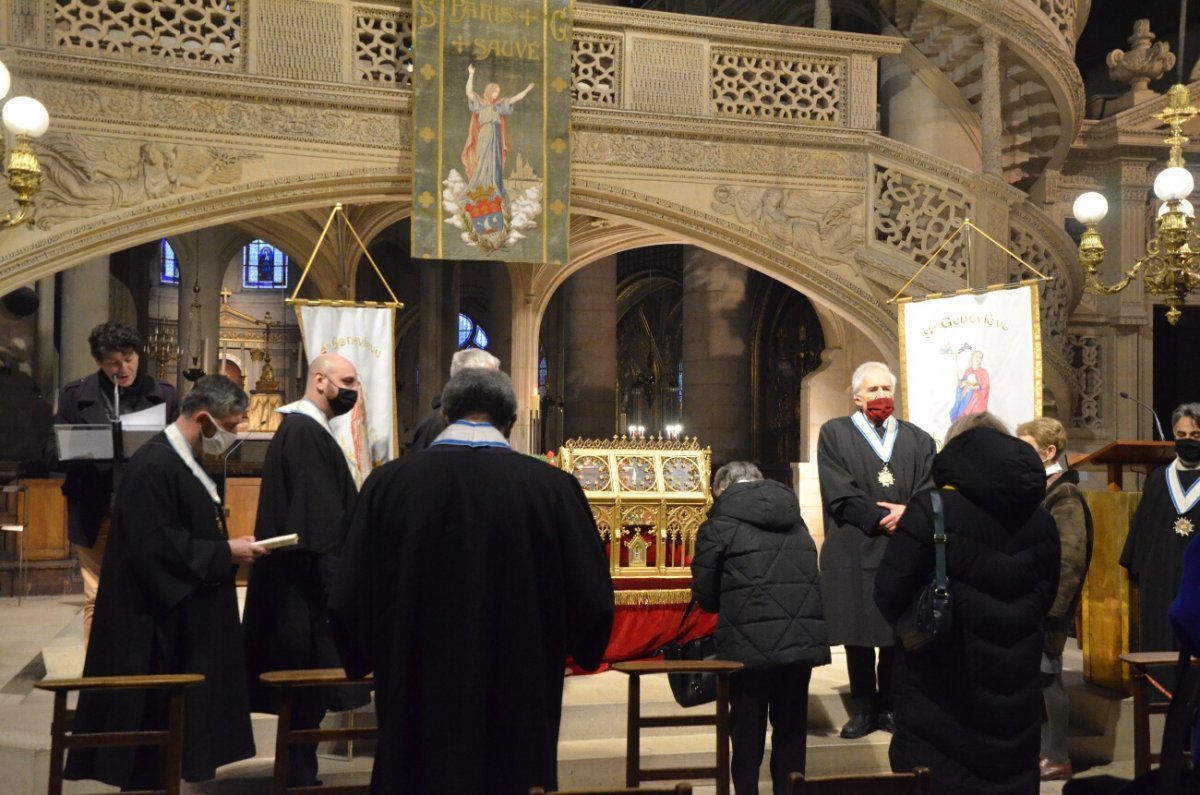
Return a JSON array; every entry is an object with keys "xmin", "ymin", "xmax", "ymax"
[{"xmin": 1016, "ymin": 417, "xmax": 1093, "ymax": 782}]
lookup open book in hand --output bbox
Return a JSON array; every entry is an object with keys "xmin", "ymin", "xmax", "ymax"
[{"xmin": 252, "ymin": 533, "xmax": 300, "ymax": 550}]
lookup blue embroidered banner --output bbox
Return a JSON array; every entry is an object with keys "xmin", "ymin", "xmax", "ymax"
[{"xmin": 412, "ymin": 0, "xmax": 571, "ymax": 265}]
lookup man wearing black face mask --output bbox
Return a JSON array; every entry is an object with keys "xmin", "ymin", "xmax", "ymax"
[
  {"xmin": 817, "ymin": 361, "xmax": 936, "ymax": 740},
  {"xmin": 242, "ymin": 352, "xmax": 370, "ymax": 787},
  {"xmin": 1122, "ymin": 402, "xmax": 1200, "ymax": 653}
]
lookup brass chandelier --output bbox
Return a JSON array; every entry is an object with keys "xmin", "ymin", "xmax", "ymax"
[
  {"xmin": 1073, "ymin": 84, "xmax": 1200, "ymax": 325},
  {"xmin": 0, "ymin": 59, "xmax": 49, "ymax": 228}
]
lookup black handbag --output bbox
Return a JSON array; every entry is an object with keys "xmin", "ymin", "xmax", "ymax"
[
  {"xmin": 896, "ymin": 490, "xmax": 952, "ymax": 652},
  {"xmin": 660, "ymin": 601, "xmax": 718, "ymax": 707}
]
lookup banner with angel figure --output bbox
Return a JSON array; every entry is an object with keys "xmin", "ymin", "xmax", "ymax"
[
  {"xmin": 411, "ymin": 0, "xmax": 571, "ymax": 264},
  {"xmin": 898, "ymin": 284, "xmax": 1043, "ymax": 446}
]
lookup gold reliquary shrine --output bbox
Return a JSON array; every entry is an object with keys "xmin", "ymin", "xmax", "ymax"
[{"xmin": 559, "ymin": 436, "xmax": 712, "ymax": 578}]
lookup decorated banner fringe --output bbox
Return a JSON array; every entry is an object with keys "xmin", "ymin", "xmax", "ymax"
[{"xmin": 614, "ymin": 589, "xmax": 697, "ymax": 607}]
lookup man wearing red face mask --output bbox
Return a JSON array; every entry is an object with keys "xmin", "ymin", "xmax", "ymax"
[{"xmin": 817, "ymin": 361, "xmax": 936, "ymax": 740}]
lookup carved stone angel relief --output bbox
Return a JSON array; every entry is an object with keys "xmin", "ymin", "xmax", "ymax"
[
  {"xmin": 31, "ymin": 134, "xmax": 260, "ymax": 228},
  {"xmin": 711, "ymin": 184, "xmax": 863, "ymax": 260}
]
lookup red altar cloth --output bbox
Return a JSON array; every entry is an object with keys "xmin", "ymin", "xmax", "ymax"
[{"xmin": 569, "ymin": 576, "xmax": 716, "ymax": 673}]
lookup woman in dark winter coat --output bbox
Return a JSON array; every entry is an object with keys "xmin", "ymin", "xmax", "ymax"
[
  {"xmin": 1017, "ymin": 416, "xmax": 1094, "ymax": 782},
  {"xmin": 875, "ymin": 413, "xmax": 1060, "ymax": 795},
  {"xmin": 692, "ymin": 462, "xmax": 830, "ymax": 795}
]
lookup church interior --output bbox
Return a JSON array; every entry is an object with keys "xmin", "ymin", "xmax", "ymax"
[{"xmin": 1, "ymin": 0, "xmax": 1199, "ymax": 791}]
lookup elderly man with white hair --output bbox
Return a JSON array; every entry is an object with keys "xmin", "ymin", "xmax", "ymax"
[
  {"xmin": 407, "ymin": 347, "xmax": 501, "ymax": 454},
  {"xmin": 817, "ymin": 361, "xmax": 936, "ymax": 740}
]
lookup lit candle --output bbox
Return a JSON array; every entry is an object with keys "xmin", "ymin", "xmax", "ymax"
[{"xmin": 202, "ymin": 339, "xmax": 210, "ymax": 372}]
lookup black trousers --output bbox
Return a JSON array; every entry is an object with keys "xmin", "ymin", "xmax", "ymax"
[
  {"xmin": 845, "ymin": 645, "xmax": 894, "ymax": 715},
  {"xmin": 287, "ymin": 690, "xmax": 327, "ymax": 786},
  {"xmin": 730, "ymin": 664, "xmax": 813, "ymax": 795}
]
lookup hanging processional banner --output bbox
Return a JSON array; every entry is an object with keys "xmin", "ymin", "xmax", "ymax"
[
  {"xmin": 411, "ymin": 0, "xmax": 572, "ymax": 265},
  {"xmin": 898, "ymin": 283, "xmax": 1043, "ymax": 447}
]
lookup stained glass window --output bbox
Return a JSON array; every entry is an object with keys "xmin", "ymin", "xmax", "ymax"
[
  {"xmin": 160, "ymin": 239, "xmax": 179, "ymax": 284},
  {"xmin": 457, "ymin": 313, "xmax": 489, "ymax": 349},
  {"xmin": 242, "ymin": 240, "xmax": 288, "ymax": 289},
  {"xmin": 538, "ymin": 348, "xmax": 548, "ymax": 395}
]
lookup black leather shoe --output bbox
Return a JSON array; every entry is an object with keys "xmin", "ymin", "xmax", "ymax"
[
  {"xmin": 839, "ymin": 713, "xmax": 877, "ymax": 739},
  {"xmin": 877, "ymin": 711, "xmax": 897, "ymax": 734}
]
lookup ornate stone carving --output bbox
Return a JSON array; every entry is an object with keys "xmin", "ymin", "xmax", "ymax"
[
  {"xmin": 573, "ymin": 130, "xmax": 855, "ymax": 177},
  {"xmin": 26, "ymin": 80, "xmax": 406, "ymax": 150},
  {"xmin": 710, "ymin": 47, "xmax": 843, "ymax": 124},
  {"xmin": 711, "ymin": 185, "xmax": 862, "ymax": 259},
  {"xmin": 1008, "ymin": 220, "xmax": 1069, "ymax": 353},
  {"xmin": 573, "ymin": 30, "xmax": 622, "ymax": 107},
  {"xmin": 1067, "ymin": 334, "xmax": 1103, "ymax": 430},
  {"xmin": 31, "ymin": 135, "xmax": 260, "ymax": 229},
  {"xmin": 1030, "ymin": 0, "xmax": 1076, "ymax": 54},
  {"xmin": 627, "ymin": 35, "xmax": 708, "ymax": 116},
  {"xmin": 54, "ymin": 0, "xmax": 241, "ymax": 68},
  {"xmin": 354, "ymin": 6, "xmax": 413, "ymax": 86},
  {"xmin": 259, "ymin": 0, "xmax": 343, "ymax": 83},
  {"xmin": 1107, "ymin": 19, "xmax": 1175, "ymax": 93},
  {"xmin": 871, "ymin": 164, "xmax": 971, "ymax": 277}
]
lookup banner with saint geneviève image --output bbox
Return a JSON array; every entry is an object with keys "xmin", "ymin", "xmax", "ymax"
[
  {"xmin": 297, "ymin": 305, "xmax": 397, "ymax": 482},
  {"xmin": 411, "ymin": 0, "xmax": 571, "ymax": 265},
  {"xmin": 898, "ymin": 284, "xmax": 1043, "ymax": 446}
]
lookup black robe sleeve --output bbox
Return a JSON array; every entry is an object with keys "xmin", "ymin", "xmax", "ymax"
[
  {"xmin": 328, "ymin": 471, "xmax": 380, "ymax": 679},
  {"xmin": 875, "ymin": 491, "xmax": 935, "ymax": 624},
  {"xmin": 117, "ymin": 449, "xmax": 233, "ymax": 614},
  {"xmin": 258, "ymin": 416, "xmax": 355, "ymax": 555},
  {"xmin": 817, "ymin": 422, "xmax": 888, "ymax": 534},
  {"xmin": 558, "ymin": 474, "xmax": 615, "ymax": 671},
  {"xmin": 690, "ymin": 517, "xmax": 725, "ymax": 614}
]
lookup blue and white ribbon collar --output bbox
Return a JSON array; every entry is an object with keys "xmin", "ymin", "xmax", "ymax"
[
  {"xmin": 851, "ymin": 411, "xmax": 898, "ymax": 465},
  {"xmin": 1168, "ymin": 458, "xmax": 1200, "ymax": 516},
  {"xmin": 431, "ymin": 420, "xmax": 512, "ymax": 449}
]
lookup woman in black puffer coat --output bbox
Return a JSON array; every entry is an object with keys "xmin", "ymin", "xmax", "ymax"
[
  {"xmin": 875, "ymin": 414, "xmax": 1060, "ymax": 795},
  {"xmin": 692, "ymin": 462, "xmax": 830, "ymax": 795}
]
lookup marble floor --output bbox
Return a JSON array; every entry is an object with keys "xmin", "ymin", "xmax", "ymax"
[{"xmin": 0, "ymin": 594, "xmax": 1138, "ymax": 794}]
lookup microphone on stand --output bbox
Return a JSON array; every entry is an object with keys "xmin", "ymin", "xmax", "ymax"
[{"xmin": 1119, "ymin": 391, "xmax": 1166, "ymax": 441}]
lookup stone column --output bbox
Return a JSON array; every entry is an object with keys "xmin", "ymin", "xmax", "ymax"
[
  {"xmin": 174, "ymin": 227, "xmax": 236, "ymax": 387},
  {"xmin": 487, "ymin": 264, "xmax": 513, "ymax": 369},
  {"xmin": 507, "ymin": 262, "xmax": 540, "ymax": 453},
  {"xmin": 35, "ymin": 275, "xmax": 57, "ymax": 401},
  {"xmin": 813, "ymin": 0, "xmax": 831, "ymax": 29},
  {"xmin": 417, "ymin": 261, "xmax": 443, "ymax": 413},
  {"xmin": 561, "ymin": 255, "xmax": 618, "ymax": 440},
  {"xmin": 981, "ymin": 34, "xmax": 1003, "ymax": 178},
  {"xmin": 440, "ymin": 262, "xmax": 461, "ymax": 377},
  {"xmin": 60, "ymin": 256, "xmax": 110, "ymax": 383},
  {"xmin": 681, "ymin": 248, "xmax": 751, "ymax": 463}
]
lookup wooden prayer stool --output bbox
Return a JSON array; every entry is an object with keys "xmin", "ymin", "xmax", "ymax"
[
  {"xmin": 1119, "ymin": 651, "xmax": 1196, "ymax": 776},
  {"xmin": 611, "ymin": 660, "xmax": 743, "ymax": 795},
  {"xmin": 530, "ymin": 784, "xmax": 692, "ymax": 794},
  {"xmin": 35, "ymin": 673, "xmax": 204, "ymax": 795},
  {"xmin": 259, "ymin": 668, "xmax": 376, "ymax": 795},
  {"xmin": 787, "ymin": 767, "xmax": 933, "ymax": 794}
]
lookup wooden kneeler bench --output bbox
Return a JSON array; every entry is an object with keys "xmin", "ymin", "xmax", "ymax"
[
  {"xmin": 36, "ymin": 673, "xmax": 204, "ymax": 795},
  {"xmin": 612, "ymin": 660, "xmax": 744, "ymax": 795},
  {"xmin": 259, "ymin": 668, "xmax": 376, "ymax": 795},
  {"xmin": 1119, "ymin": 652, "xmax": 1197, "ymax": 777}
]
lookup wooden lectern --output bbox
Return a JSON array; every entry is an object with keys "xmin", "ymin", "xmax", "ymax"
[{"xmin": 1074, "ymin": 441, "xmax": 1175, "ymax": 689}]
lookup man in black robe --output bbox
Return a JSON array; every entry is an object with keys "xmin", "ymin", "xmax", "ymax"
[
  {"xmin": 406, "ymin": 347, "xmax": 499, "ymax": 454},
  {"xmin": 1122, "ymin": 402, "xmax": 1200, "ymax": 652},
  {"xmin": 65, "ymin": 376, "xmax": 268, "ymax": 790},
  {"xmin": 330, "ymin": 367, "xmax": 614, "ymax": 795},
  {"xmin": 42, "ymin": 320, "xmax": 179, "ymax": 644},
  {"xmin": 817, "ymin": 361, "xmax": 935, "ymax": 739},
  {"xmin": 242, "ymin": 352, "xmax": 370, "ymax": 787}
]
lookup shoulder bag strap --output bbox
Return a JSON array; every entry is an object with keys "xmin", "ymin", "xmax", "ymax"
[{"xmin": 930, "ymin": 490, "xmax": 949, "ymax": 595}]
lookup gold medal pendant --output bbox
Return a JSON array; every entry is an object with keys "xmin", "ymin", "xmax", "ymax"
[
  {"xmin": 1175, "ymin": 516, "xmax": 1195, "ymax": 537},
  {"xmin": 878, "ymin": 465, "xmax": 895, "ymax": 487}
]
